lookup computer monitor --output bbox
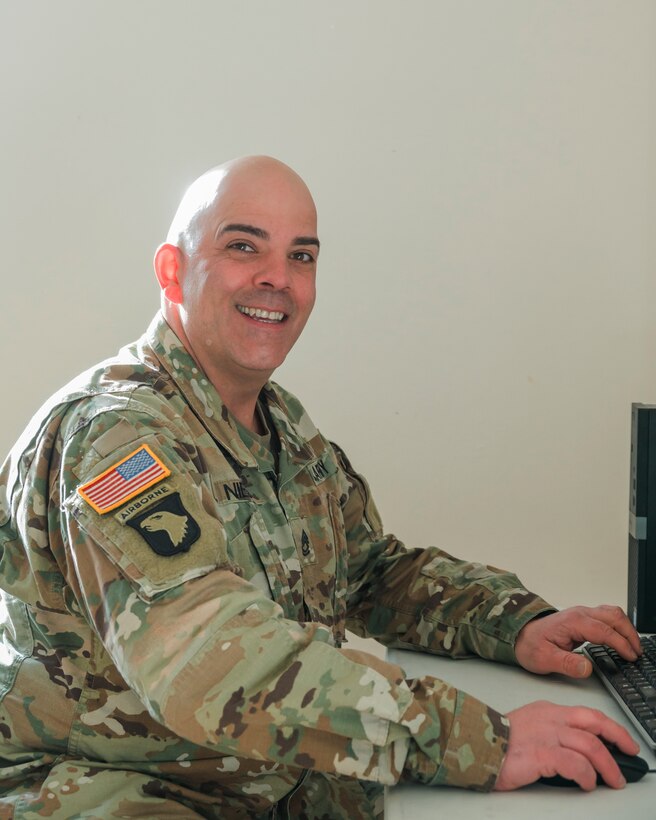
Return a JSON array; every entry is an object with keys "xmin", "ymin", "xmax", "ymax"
[{"xmin": 628, "ymin": 403, "xmax": 656, "ymax": 632}]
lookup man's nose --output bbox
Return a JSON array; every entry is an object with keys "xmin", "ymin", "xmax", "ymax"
[{"xmin": 252, "ymin": 253, "xmax": 291, "ymax": 289}]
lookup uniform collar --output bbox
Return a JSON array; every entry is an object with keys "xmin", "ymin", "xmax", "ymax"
[{"xmin": 143, "ymin": 313, "xmax": 322, "ymax": 469}]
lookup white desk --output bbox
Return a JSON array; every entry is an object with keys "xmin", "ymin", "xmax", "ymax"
[{"xmin": 385, "ymin": 648, "xmax": 656, "ymax": 819}]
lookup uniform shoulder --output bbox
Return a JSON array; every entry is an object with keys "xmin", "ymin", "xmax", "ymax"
[
  {"xmin": 47, "ymin": 340, "xmax": 168, "ymax": 432},
  {"xmin": 2, "ymin": 339, "xmax": 169, "ymax": 478}
]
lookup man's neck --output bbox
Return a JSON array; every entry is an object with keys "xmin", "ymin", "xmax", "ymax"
[
  {"xmin": 200, "ymin": 359, "xmax": 271, "ymax": 434},
  {"xmin": 196, "ymin": 361, "xmax": 267, "ymax": 433},
  {"xmin": 223, "ymin": 388, "xmax": 265, "ymax": 434}
]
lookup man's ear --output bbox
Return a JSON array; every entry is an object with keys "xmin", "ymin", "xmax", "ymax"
[{"xmin": 154, "ymin": 243, "xmax": 184, "ymax": 305}]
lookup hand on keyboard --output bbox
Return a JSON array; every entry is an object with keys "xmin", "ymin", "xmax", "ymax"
[{"xmin": 515, "ymin": 605, "xmax": 642, "ymax": 678}]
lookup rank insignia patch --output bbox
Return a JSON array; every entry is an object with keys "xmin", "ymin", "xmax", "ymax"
[
  {"xmin": 126, "ymin": 492, "xmax": 200, "ymax": 556},
  {"xmin": 78, "ymin": 444, "xmax": 171, "ymax": 514}
]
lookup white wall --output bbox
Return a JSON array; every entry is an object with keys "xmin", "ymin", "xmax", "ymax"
[{"xmin": 2, "ymin": 1, "xmax": 655, "ymax": 608}]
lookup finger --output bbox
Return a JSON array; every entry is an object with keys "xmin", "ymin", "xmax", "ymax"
[
  {"xmin": 544, "ymin": 646, "xmax": 592, "ymax": 678},
  {"xmin": 588, "ymin": 605, "xmax": 643, "ymax": 657},
  {"xmin": 566, "ymin": 611, "xmax": 639, "ymax": 661},
  {"xmin": 596, "ymin": 726, "xmax": 641, "ymax": 757},
  {"xmin": 558, "ymin": 727, "xmax": 626, "ymax": 789},
  {"xmin": 559, "ymin": 706, "xmax": 641, "ymax": 756},
  {"xmin": 541, "ymin": 745, "xmax": 597, "ymax": 791}
]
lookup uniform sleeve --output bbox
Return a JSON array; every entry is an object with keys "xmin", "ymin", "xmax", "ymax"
[
  {"xmin": 55, "ymin": 407, "xmax": 508, "ymax": 790},
  {"xmin": 331, "ymin": 443, "xmax": 556, "ymax": 664}
]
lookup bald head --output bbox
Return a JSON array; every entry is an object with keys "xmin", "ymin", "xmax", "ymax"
[
  {"xmin": 153, "ymin": 155, "xmax": 319, "ymax": 418},
  {"xmin": 166, "ymin": 156, "xmax": 317, "ymax": 254}
]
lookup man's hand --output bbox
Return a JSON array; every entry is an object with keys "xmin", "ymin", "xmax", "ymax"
[
  {"xmin": 515, "ymin": 605, "xmax": 642, "ymax": 678},
  {"xmin": 495, "ymin": 701, "xmax": 640, "ymax": 790}
]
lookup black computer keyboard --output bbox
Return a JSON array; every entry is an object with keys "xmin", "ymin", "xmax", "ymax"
[{"xmin": 584, "ymin": 635, "xmax": 656, "ymax": 750}]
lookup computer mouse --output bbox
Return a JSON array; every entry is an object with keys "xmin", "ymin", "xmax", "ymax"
[{"xmin": 538, "ymin": 744, "xmax": 650, "ymax": 788}]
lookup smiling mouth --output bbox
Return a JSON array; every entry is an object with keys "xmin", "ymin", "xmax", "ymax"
[{"xmin": 237, "ymin": 305, "xmax": 287, "ymax": 323}]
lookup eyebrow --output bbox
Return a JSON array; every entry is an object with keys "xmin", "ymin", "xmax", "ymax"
[{"xmin": 217, "ymin": 223, "xmax": 320, "ymax": 249}]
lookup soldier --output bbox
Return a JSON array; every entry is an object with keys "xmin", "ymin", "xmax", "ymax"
[{"xmin": 0, "ymin": 156, "xmax": 643, "ymax": 818}]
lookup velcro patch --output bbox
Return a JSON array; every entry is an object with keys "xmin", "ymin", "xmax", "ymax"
[
  {"xmin": 125, "ymin": 492, "xmax": 200, "ymax": 556},
  {"xmin": 78, "ymin": 444, "xmax": 171, "ymax": 514},
  {"xmin": 308, "ymin": 458, "xmax": 330, "ymax": 485},
  {"xmin": 114, "ymin": 483, "xmax": 175, "ymax": 523},
  {"xmin": 219, "ymin": 480, "xmax": 252, "ymax": 502}
]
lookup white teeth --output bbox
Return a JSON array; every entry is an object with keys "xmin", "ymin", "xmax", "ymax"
[{"xmin": 237, "ymin": 306, "xmax": 285, "ymax": 322}]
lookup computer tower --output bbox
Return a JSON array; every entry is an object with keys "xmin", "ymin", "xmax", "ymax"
[{"xmin": 628, "ymin": 403, "xmax": 656, "ymax": 632}]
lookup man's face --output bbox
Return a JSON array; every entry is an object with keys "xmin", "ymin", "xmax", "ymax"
[{"xmin": 175, "ymin": 163, "xmax": 319, "ymax": 387}]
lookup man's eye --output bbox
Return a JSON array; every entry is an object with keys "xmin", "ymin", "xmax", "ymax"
[
  {"xmin": 291, "ymin": 251, "xmax": 314, "ymax": 263},
  {"xmin": 228, "ymin": 241, "xmax": 255, "ymax": 253}
]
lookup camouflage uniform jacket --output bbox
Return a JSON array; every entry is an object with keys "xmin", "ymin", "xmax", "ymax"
[{"xmin": 0, "ymin": 314, "xmax": 554, "ymax": 818}]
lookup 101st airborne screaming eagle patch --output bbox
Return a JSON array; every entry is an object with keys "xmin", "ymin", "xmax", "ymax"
[{"xmin": 124, "ymin": 492, "xmax": 200, "ymax": 556}]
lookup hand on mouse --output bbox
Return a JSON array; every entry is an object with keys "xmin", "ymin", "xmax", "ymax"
[
  {"xmin": 494, "ymin": 700, "xmax": 640, "ymax": 791},
  {"xmin": 515, "ymin": 605, "xmax": 642, "ymax": 678}
]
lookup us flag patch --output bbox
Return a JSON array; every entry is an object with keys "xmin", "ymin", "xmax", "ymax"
[{"xmin": 78, "ymin": 444, "xmax": 171, "ymax": 514}]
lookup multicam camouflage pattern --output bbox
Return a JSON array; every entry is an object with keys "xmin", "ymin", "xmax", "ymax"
[{"xmin": 0, "ymin": 314, "xmax": 554, "ymax": 818}]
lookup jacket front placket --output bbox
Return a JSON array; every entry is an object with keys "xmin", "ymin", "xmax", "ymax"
[
  {"xmin": 265, "ymin": 391, "xmax": 348, "ymax": 645},
  {"xmin": 145, "ymin": 320, "xmax": 303, "ymax": 621}
]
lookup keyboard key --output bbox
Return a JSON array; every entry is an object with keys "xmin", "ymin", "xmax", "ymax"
[
  {"xmin": 594, "ymin": 654, "xmax": 620, "ymax": 675},
  {"xmin": 636, "ymin": 684, "xmax": 656, "ymax": 702}
]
